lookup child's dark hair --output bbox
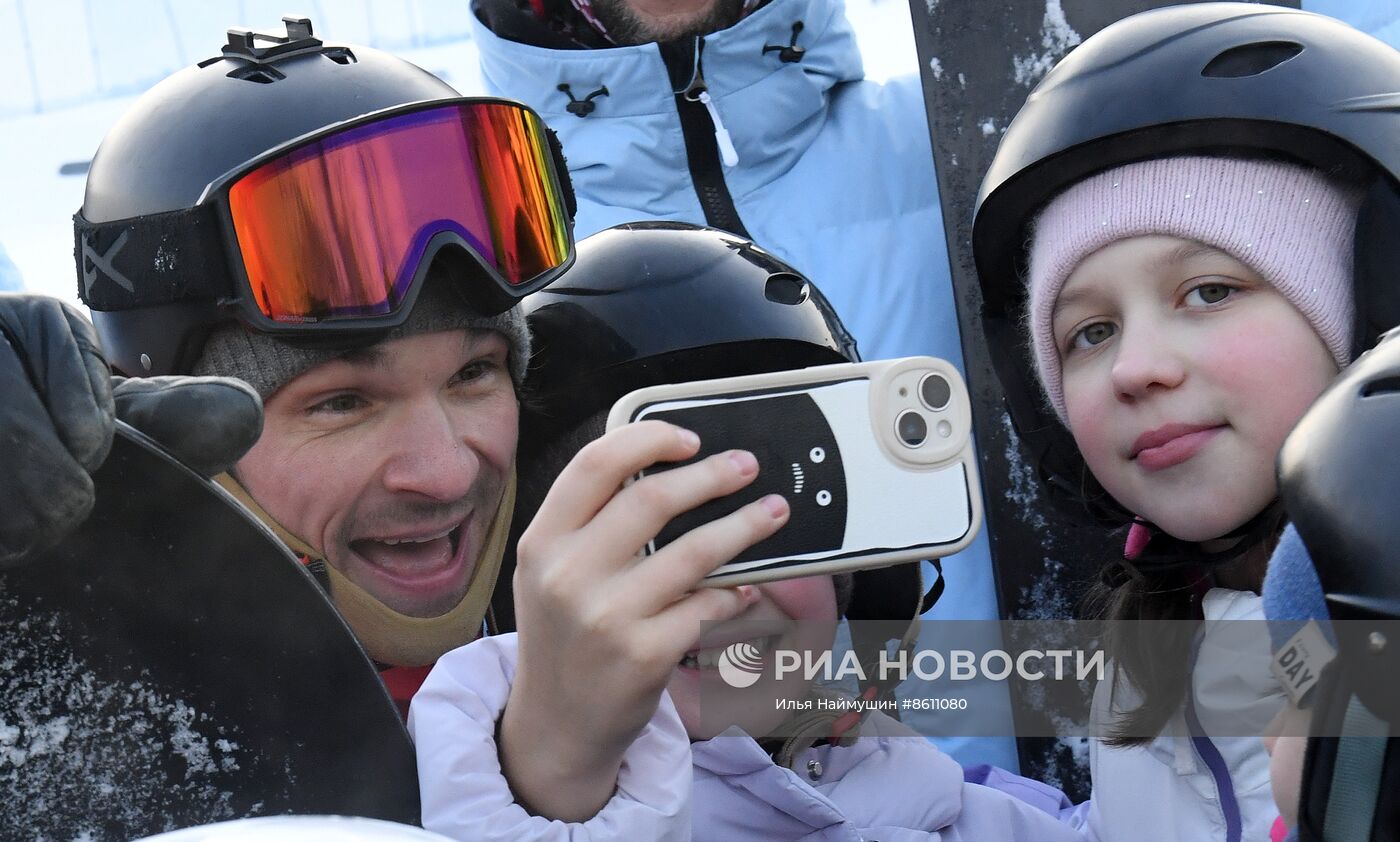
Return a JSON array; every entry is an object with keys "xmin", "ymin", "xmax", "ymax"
[
  {"xmin": 1085, "ymin": 564, "xmax": 1199, "ymax": 746},
  {"xmin": 1087, "ymin": 516, "xmax": 1280, "ymax": 746}
]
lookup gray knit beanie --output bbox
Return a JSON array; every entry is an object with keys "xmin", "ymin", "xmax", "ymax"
[{"xmin": 193, "ymin": 280, "xmax": 531, "ymax": 400}]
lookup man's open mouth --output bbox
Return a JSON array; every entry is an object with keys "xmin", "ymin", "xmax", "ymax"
[{"xmin": 349, "ymin": 521, "xmax": 466, "ymax": 579}]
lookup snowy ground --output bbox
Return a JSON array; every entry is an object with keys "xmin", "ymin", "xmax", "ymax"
[{"xmin": 0, "ymin": 0, "xmax": 917, "ymax": 305}]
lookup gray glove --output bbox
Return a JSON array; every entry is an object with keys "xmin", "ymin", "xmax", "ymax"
[{"xmin": 0, "ymin": 294, "xmax": 263, "ymax": 567}]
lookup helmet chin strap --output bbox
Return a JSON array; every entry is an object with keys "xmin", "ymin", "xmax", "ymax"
[
  {"xmin": 1101, "ymin": 499, "xmax": 1286, "ymax": 588},
  {"xmin": 213, "ymin": 470, "xmax": 514, "ymax": 667}
]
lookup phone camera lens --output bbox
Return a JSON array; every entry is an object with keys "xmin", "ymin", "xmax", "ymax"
[
  {"xmin": 896, "ymin": 410, "xmax": 927, "ymax": 447},
  {"xmin": 920, "ymin": 373, "xmax": 952, "ymax": 411}
]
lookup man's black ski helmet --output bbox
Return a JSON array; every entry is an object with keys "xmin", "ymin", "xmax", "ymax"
[
  {"xmin": 1277, "ymin": 327, "xmax": 1400, "ymax": 839},
  {"xmin": 81, "ymin": 18, "xmax": 459, "ymax": 377},
  {"xmin": 971, "ymin": 2, "xmax": 1400, "ymax": 521},
  {"xmin": 515, "ymin": 222, "xmax": 926, "ymax": 627}
]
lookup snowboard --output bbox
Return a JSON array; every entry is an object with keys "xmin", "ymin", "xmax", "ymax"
[
  {"xmin": 905, "ymin": 0, "xmax": 1300, "ymax": 796},
  {"xmin": 0, "ymin": 422, "xmax": 420, "ymax": 841}
]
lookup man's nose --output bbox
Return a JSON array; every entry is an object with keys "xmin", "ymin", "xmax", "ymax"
[{"xmin": 380, "ymin": 402, "xmax": 479, "ymax": 502}]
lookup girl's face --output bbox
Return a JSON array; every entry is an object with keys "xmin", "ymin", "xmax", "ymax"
[
  {"xmin": 666, "ymin": 574, "xmax": 838, "ymax": 740},
  {"xmin": 1052, "ymin": 235, "xmax": 1339, "ymax": 542}
]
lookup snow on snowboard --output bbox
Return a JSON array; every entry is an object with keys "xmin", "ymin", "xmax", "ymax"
[{"xmin": 0, "ymin": 423, "xmax": 419, "ymax": 840}]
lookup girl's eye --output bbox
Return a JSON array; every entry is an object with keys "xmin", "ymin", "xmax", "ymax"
[
  {"xmin": 1186, "ymin": 283, "xmax": 1234, "ymax": 306},
  {"xmin": 310, "ymin": 393, "xmax": 367, "ymax": 414},
  {"xmin": 1069, "ymin": 321, "xmax": 1116, "ymax": 351}
]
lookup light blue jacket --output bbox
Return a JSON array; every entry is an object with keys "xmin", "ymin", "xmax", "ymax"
[
  {"xmin": 1305, "ymin": 0, "xmax": 1400, "ymax": 47},
  {"xmin": 470, "ymin": 0, "xmax": 1017, "ymax": 770},
  {"xmin": 470, "ymin": 0, "xmax": 957, "ymax": 366}
]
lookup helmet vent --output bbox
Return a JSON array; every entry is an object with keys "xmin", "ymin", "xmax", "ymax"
[
  {"xmin": 1201, "ymin": 41, "xmax": 1303, "ymax": 78},
  {"xmin": 764, "ymin": 273, "xmax": 809, "ymax": 305},
  {"xmin": 1361, "ymin": 376, "xmax": 1400, "ymax": 398},
  {"xmin": 324, "ymin": 47, "xmax": 357, "ymax": 66},
  {"xmin": 227, "ymin": 65, "xmax": 285, "ymax": 84}
]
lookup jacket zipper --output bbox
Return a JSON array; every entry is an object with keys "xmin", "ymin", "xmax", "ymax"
[{"xmin": 661, "ymin": 37, "xmax": 751, "ymax": 237}]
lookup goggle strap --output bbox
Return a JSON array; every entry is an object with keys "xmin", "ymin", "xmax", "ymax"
[
  {"xmin": 545, "ymin": 126, "xmax": 577, "ymax": 225},
  {"xmin": 75, "ymin": 204, "xmax": 234, "ymax": 311}
]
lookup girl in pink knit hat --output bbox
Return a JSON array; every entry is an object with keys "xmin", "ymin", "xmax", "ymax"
[
  {"xmin": 971, "ymin": 5, "xmax": 1400, "ymax": 841},
  {"xmin": 1030, "ymin": 154, "xmax": 1356, "ymax": 840}
]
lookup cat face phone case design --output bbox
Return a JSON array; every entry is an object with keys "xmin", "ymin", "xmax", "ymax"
[{"xmin": 606, "ymin": 356, "xmax": 984, "ymax": 587}]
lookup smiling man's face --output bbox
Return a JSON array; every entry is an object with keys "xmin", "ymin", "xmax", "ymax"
[{"xmin": 236, "ymin": 328, "xmax": 518, "ymax": 618}]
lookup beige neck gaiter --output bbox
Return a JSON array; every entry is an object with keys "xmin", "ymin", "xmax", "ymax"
[{"xmin": 214, "ymin": 470, "xmax": 514, "ymax": 667}]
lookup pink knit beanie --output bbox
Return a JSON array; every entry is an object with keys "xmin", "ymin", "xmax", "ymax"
[{"xmin": 1027, "ymin": 156, "xmax": 1360, "ymax": 421}]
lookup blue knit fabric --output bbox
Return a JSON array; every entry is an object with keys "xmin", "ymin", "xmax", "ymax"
[{"xmin": 1262, "ymin": 524, "xmax": 1335, "ymax": 654}]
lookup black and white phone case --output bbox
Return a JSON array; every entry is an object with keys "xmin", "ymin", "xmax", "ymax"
[{"xmin": 606, "ymin": 356, "xmax": 984, "ymax": 586}]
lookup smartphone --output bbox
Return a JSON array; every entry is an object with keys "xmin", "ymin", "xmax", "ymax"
[{"xmin": 605, "ymin": 356, "xmax": 983, "ymax": 587}]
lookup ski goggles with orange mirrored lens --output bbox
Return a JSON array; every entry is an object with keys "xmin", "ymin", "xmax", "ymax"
[{"xmin": 76, "ymin": 97, "xmax": 575, "ymax": 334}]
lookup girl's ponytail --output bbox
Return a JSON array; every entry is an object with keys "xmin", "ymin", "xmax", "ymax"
[
  {"xmin": 1086, "ymin": 565, "xmax": 1199, "ymax": 747},
  {"xmin": 1087, "ymin": 512, "xmax": 1281, "ymax": 746}
]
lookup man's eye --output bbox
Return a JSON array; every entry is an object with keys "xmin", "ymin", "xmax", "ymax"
[
  {"xmin": 1070, "ymin": 321, "xmax": 1116, "ymax": 351},
  {"xmin": 451, "ymin": 360, "xmax": 500, "ymax": 386},
  {"xmin": 1186, "ymin": 283, "xmax": 1234, "ymax": 305},
  {"xmin": 310, "ymin": 394, "xmax": 366, "ymax": 414}
]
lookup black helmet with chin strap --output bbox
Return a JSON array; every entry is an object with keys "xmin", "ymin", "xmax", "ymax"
[
  {"xmin": 1278, "ymin": 326, "xmax": 1400, "ymax": 841},
  {"xmin": 500, "ymin": 221, "xmax": 932, "ymax": 646},
  {"xmin": 971, "ymin": 2, "xmax": 1400, "ymax": 541}
]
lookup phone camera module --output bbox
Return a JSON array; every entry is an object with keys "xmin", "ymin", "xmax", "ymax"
[
  {"xmin": 919, "ymin": 373, "xmax": 952, "ymax": 411},
  {"xmin": 896, "ymin": 410, "xmax": 928, "ymax": 447}
]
